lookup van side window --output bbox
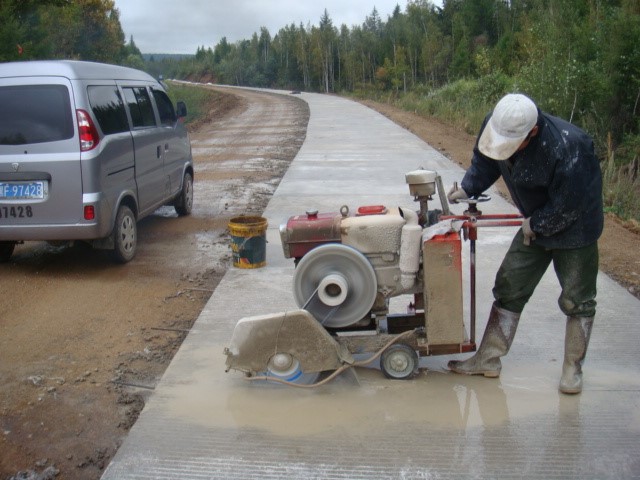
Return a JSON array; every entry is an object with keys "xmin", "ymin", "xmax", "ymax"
[
  {"xmin": 0, "ymin": 85, "xmax": 73, "ymax": 145},
  {"xmin": 122, "ymin": 87, "xmax": 156, "ymax": 128},
  {"xmin": 152, "ymin": 89, "xmax": 177, "ymax": 126},
  {"xmin": 87, "ymin": 86, "xmax": 129, "ymax": 135}
]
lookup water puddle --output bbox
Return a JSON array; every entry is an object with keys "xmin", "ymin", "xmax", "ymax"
[{"xmin": 159, "ymin": 347, "xmax": 620, "ymax": 437}]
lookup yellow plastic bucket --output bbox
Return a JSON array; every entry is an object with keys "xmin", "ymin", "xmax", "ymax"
[{"xmin": 228, "ymin": 216, "xmax": 268, "ymax": 268}]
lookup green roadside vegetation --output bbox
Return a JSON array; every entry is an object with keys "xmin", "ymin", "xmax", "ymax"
[{"xmin": 165, "ymin": 82, "xmax": 220, "ymax": 127}]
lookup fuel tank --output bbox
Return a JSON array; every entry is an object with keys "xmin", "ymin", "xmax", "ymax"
[
  {"xmin": 279, "ymin": 210, "xmax": 342, "ymax": 259},
  {"xmin": 280, "ymin": 205, "xmax": 406, "ymax": 260}
]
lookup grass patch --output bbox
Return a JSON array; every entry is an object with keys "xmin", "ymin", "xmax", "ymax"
[
  {"xmin": 165, "ymin": 82, "xmax": 220, "ymax": 127},
  {"xmin": 603, "ymin": 134, "xmax": 640, "ymax": 221}
]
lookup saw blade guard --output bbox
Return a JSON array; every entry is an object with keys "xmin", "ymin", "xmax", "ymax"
[
  {"xmin": 224, "ymin": 309, "xmax": 350, "ymax": 378},
  {"xmin": 293, "ymin": 243, "xmax": 377, "ymax": 328}
]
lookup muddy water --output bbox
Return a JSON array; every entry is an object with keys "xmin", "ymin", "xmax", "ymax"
[{"xmin": 160, "ymin": 345, "xmax": 637, "ymax": 438}]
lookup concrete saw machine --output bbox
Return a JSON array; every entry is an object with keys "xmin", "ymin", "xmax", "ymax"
[{"xmin": 224, "ymin": 170, "xmax": 522, "ymax": 386}]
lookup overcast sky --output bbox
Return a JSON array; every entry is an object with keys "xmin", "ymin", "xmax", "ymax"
[{"xmin": 115, "ymin": 0, "xmax": 441, "ymax": 55}]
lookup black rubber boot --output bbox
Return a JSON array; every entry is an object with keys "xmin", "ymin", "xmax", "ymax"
[
  {"xmin": 448, "ymin": 302, "xmax": 520, "ymax": 378},
  {"xmin": 559, "ymin": 316, "xmax": 594, "ymax": 394}
]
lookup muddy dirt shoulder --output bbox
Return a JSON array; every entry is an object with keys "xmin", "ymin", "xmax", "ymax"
[
  {"xmin": 0, "ymin": 87, "xmax": 307, "ymax": 480},
  {"xmin": 358, "ymin": 99, "xmax": 640, "ymax": 299}
]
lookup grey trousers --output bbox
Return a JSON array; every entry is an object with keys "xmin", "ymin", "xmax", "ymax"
[{"xmin": 492, "ymin": 230, "xmax": 599, "ymax": 316}]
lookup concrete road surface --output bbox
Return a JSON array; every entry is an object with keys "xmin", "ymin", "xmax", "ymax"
[{"xmin": 102, "ymin": 90, "xmax": 640, "ymax": 479}]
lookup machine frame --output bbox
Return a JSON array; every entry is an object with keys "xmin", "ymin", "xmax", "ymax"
[{"xmin": 317, "ymin": 201, "xmax": 522, "ymax": 379}]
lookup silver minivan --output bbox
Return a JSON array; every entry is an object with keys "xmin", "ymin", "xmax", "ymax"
[{"xmin": 0, "ymin": 60, "xmax": 194, "ymax": 263}]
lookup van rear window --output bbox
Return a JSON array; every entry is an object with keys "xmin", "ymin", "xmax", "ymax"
[
  {"xmin": 88, "ymin": 86, "xmax": 129, "ymax": 135},
  {"xmin": 0, "ymin": 85, "xmax": 74, "ymax": 145}
]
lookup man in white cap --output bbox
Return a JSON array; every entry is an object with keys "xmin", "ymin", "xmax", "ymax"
[{"xmin": 447, "ymin": 93, "xmax": 603, "ymax": 394}]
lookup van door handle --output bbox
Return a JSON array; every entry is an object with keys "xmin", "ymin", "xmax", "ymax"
[
  {"xmin": 157, "ymin": 145, "xmax": 161, "ymax": 158},
  {"xmin": 164, "ymin": 143, "xmax": 169, "ymax": 152}
]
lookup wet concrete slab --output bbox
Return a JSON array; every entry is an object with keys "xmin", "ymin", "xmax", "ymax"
[{"xmin": 102, "ymin": 91, "xmax": 640, "ymax": 479}]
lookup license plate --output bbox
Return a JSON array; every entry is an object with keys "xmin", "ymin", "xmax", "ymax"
[
  {"xmin": 0, "ymin": 181, "xmax": 47, "ymax": 200},
  {"xmin": 0, "ymin": 205, "xmax": 34, "ymax": 219}
]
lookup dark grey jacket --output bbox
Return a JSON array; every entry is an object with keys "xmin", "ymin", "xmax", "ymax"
[{"xmin": 461, "ymin": 111, "xmax": 603, "ymax": 249}]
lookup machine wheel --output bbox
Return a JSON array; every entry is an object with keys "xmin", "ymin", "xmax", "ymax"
[
  {"xmin": 293, "ymin": 244, "xmax": 377, "ymax": 328},
  {"xmin": 111, "ymin": 205, "xmax": 137, "ymax": 263},
  {"xmin": 0, "ymin": 241, "xmax": 16, "ymax": 263},
  {"xmin": 380, "ymin": 344, "xmax": 418, "ymax": 380},
  {"xmin": 174, "ymin": 172, "xmax": 193, "ymax": 216},
  {"xmin": 263, "ymin": 352, "xmax": 320, "ymax": 385}
]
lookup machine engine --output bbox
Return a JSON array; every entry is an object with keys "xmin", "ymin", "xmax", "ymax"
[{"xmin": 278, "ymin": 169, "xmax": 465, "ymax": 346}]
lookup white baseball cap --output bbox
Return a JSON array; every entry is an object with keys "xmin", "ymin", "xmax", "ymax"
[{"xmin": 478, "ymin": 93, "xmax": 538, "ymax": 160}]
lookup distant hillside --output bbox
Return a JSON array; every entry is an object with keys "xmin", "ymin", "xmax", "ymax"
[{"xmin": 143, "ymin": 53, "xmax": 194, "ymax": 61}]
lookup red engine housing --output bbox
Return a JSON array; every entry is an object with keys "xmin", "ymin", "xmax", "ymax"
[{"xmin": 280, "ymin": 211, "xmax": 342, "ymax": 259}]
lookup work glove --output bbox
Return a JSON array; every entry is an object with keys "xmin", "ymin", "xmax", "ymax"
[
  {"xmin": 522, "ymin": 217, "xmax": 536, "ymax": 246},
  {"xmin": 447, "ymin": 184, "xmax": 469, "ymax": 204}
]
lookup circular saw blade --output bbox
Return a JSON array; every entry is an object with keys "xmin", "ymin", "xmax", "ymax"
[{"xmin": 262, "ymin": 353, "xmax": 320, "ymax": 385}]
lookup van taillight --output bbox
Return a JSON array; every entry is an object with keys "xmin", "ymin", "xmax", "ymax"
[
  {"xmin": 76, "ymin": 109, "xmax": 99, "ymax": 151},
  {"xmin": 84, "ymin": 205, "xmax": 95, "ymax": 220}
]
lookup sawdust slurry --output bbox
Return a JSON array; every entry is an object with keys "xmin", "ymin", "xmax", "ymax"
[{"xmin": 162, "ymin": 347, "xmax": 580, "ymax": 437}]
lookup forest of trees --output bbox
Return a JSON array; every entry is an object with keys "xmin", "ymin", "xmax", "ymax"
[
  {"xmin": 157, "ymin": 2, "xmax": 639, "ymax": 141},
  {"xmin": 148, "ymin": 0, "xmax": 640, "ymax": 220},
  {"xmin": 0, "ymin": 0, "xmax": 142, "ymax": 68},
  {"xmin": 1, "ymin": 0, "xmax": 639, "ymax": 218}
]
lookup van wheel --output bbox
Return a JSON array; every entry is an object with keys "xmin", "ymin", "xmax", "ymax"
[
  {"xmin": 0, "ymin": 241, "xmax": 16, "ymax": 263},
  {"xmin": 174, "ymin": 172, "xmax": 193, "ymax": 216},
  {"xmin": 111, "ymin": 205, "xmax": 136, "ymax": 263}
]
